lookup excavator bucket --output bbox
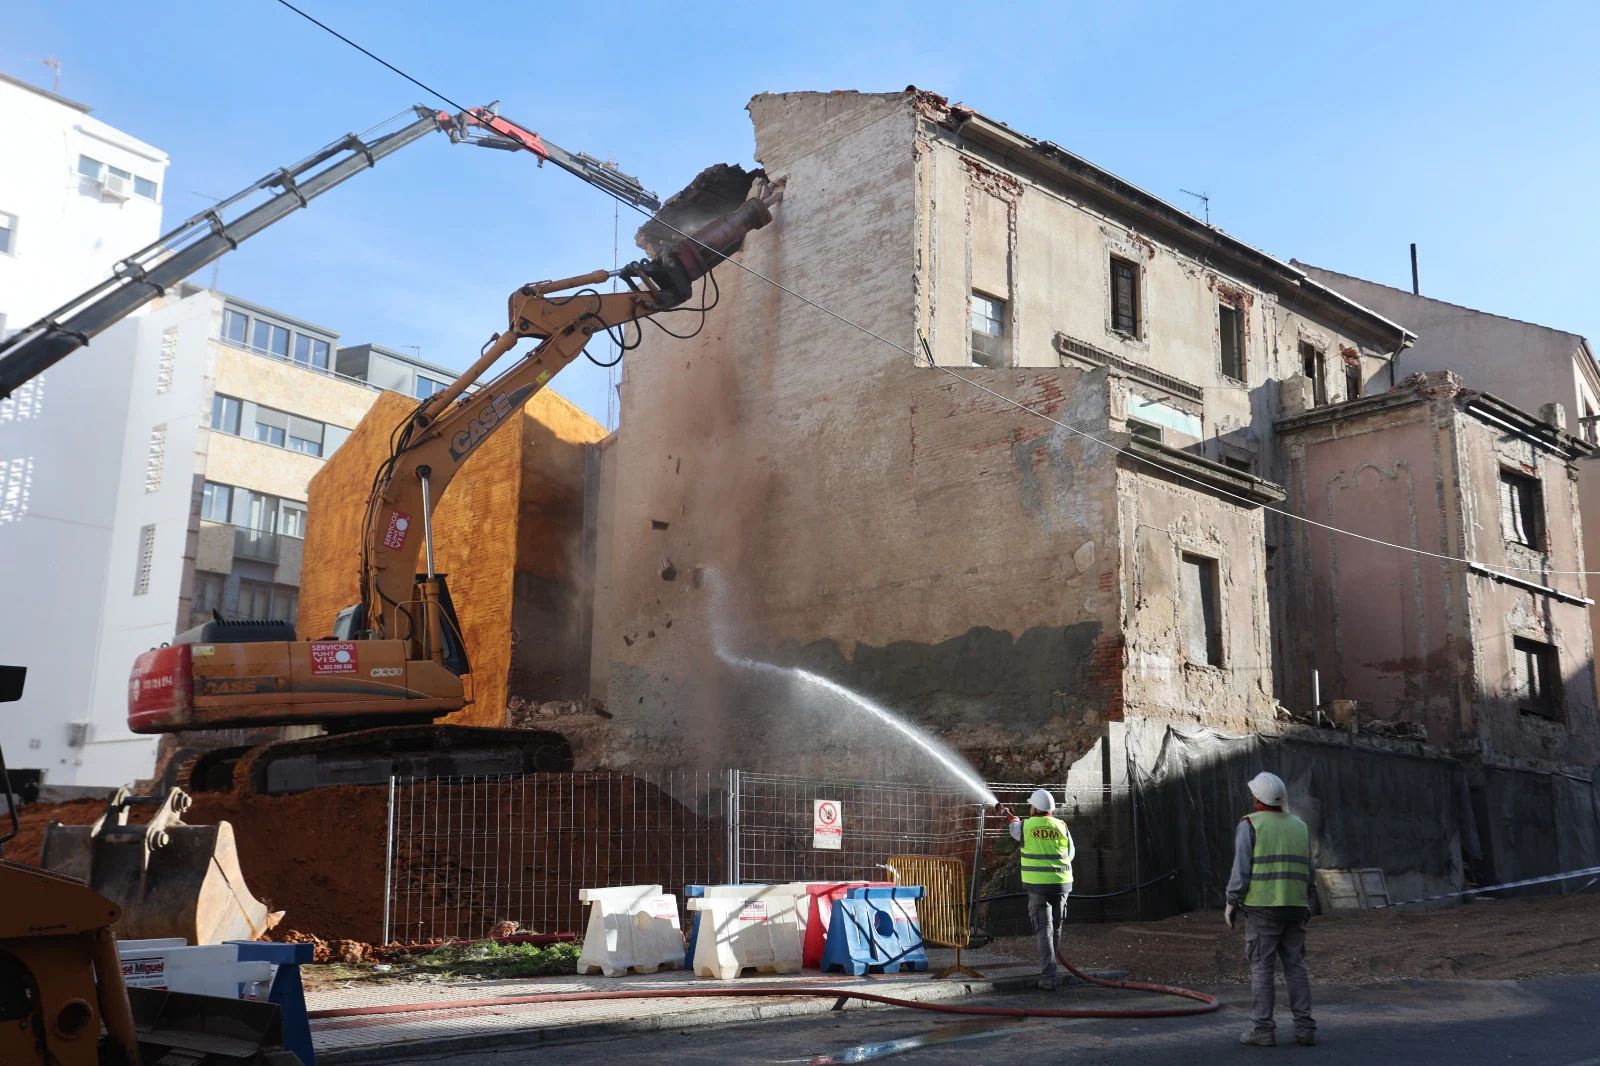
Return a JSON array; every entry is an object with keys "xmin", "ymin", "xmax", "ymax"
[{"xmin": 40, "ymin": 787, "xmax": 280, "ymax": 945}]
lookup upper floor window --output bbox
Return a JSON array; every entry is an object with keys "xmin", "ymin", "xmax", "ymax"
[
  {"xmin": 76, "ymin": 155, "xmax": 159, "ymax": 201},
  {"xmin": 209, "ymin": 392, "xmax": 343, "ymax": 459},
  {"xmin": 1181, "ymin": 553, "xmax": 1223, "ymax": 667},
  {"xmin": 294, "ymin": 334, "xmax": 331, "ymax": 371},
  {"xmin": 414, "ymin": 375, "xmax": 450, "ymax": 400},
  {"xmin": 211, "ymin": 394, "xmax": 242, "ymax": 435},
  {"xmin": 1582, "ymin": 400, "xmax": 1598, "ymax": 446},
  {"xmin": 0, "ymin": 211, "xmax": 16, "ymax": 256},
  {"xmin": 969, "ymin": 292, "xmax": 1007, "ymax": 368},
  {"xmin": 1512, "ymin": 636, "xmax": 1561, "ymax": 719},
  {"xmin": 220, "ymin": 304, "xmax": 336, "ymax": 377},
  {"xmin": 251, "ymin": 320, "xmax": 290, "ymax": 359},
  {"xmin": 1499, "ymin": 468, "xmax": 1544, "ymax": 549},
  {"xmin": 1345, "ymin": 361, "xmax": 1362, "ymax": 400},
  {"xmin": 1299, "ymin": 341, "xmax": 1327, "ymax": 406},
  {"xmin": 1110, "ymin": 256, "xmax": 1140, "ymax": 336},
  {"xmin": 200, "ymin": 481, "xmax": 233, "ymax": 523},
  {"xmin": 1218, "ymin": 303, "xmax": 1245, "ymax": 382}
]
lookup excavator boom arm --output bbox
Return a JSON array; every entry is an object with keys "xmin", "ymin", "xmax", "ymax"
[{"xmin": 358, "ymin": 185, "xmax": 780, "ymax": 650}]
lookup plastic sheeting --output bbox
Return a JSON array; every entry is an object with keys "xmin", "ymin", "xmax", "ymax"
[{"xmin": 1132, "ymin": 728, "xmax": 1469, "ymax": 911}]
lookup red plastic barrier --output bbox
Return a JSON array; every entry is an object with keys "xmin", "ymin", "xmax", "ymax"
[{"xmin": 799, "ymin": 882, "xmax": 893, "ymax": 969}]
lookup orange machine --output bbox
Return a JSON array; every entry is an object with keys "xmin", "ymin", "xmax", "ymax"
[{"xmin": 126, "ymin": 181, "xmax": 781, "ymax": 794}]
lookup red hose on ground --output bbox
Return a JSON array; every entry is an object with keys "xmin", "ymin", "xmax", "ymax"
[{"xmin": 308, "ymin": 946, "xmax": 1217, "ymax": 1023}]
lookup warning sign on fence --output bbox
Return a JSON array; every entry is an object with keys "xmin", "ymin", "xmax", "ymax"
[{"xmin": 813, "ymin": 799, "xmax": 843, "ymax": 850}]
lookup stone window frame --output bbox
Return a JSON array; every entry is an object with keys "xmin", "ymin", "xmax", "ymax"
[
  {"xmin": 1101, "ymin": 228, "xmax": 1152, "ymax": 353},
  {"xmin": 1163, "ymin": 530, "xmax": 1229, "ymax": 673},
  {"xmin": 1508, "ymin": 629, "xmax": 1563, "ymax": 722}
]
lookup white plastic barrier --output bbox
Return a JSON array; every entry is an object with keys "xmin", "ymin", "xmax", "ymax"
[
  {"xmin": 576, "ymin": 884, "xmax": 685, "ymax": 977},
  {"xmin": 116, "ymin": 938, "xmax": 274, "ymax": 999},
  {"xmin": 686, "ymin": 883, "xmax": 804, "ymax": 980}
]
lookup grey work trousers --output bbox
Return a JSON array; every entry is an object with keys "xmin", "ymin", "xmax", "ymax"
[
  {"xmin": 1027, "ymin": 889, "xmax": 1068, "ymax": 977},
  {"xmin": 1244, "ymin": 909, "xmax": 1315, "ymax": 1035}
]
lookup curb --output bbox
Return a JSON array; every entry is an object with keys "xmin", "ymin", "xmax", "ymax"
[{"xmin": 316, "ymin": 972, "xmax": 1029, "ymax": 1064}]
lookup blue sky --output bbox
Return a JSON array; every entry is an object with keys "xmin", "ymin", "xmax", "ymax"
[{"xmin": 5, "ymin": 1, "xmax": 1597, "ymax": 427}]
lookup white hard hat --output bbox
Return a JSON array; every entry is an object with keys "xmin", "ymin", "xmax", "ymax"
[
  {"xmin": 1248, "ymin": 772, "xmax": 1287, "ymax": 807},
  {"xmin": 1029, "ymin": 788, "xmax": 1057, "ymax": 813}
]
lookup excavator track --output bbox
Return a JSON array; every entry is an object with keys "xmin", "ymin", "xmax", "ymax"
[{"xmin": 180, "ymin": 726, "xmax": 575, "ymax": 796}]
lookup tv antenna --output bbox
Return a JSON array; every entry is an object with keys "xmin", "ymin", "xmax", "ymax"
[
  {"xmin": 41, "ymin": 57, "xmax": 61, "ymax": 93},
  {"xmin": 1179, "ymin": 188, "xmax": 1211, "ymax": 226}
]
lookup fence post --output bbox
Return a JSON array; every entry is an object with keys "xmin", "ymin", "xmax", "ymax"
[
  {"xmin": 382, "ymin": 773, "xmax": 396, "ymax": 945},
  {"xmin": 967, "ymin": 804, "xmax": 986, "ymax": 939},
  {"xmin": 725, "ymin": 768, "xmax": 741, "ymax": 884}
]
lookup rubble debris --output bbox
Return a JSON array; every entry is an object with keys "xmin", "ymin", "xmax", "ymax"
[{"xmin": 635, "ymin": 163, "xmax": 765, "ymax": 259}]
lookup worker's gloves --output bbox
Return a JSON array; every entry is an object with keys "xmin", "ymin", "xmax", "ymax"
[{"xmin": 1224, "ymin": 903, "xmax": 1238, "ymax": 929}]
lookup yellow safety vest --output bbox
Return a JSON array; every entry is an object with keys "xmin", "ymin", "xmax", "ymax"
[
  {"xmin": 1242, "ymin": 810, "xmax": 1312, "ymax": 908},
  {"xmin": 1020, "ymin": 815, "xmax": 1074, "ymax": 888}
]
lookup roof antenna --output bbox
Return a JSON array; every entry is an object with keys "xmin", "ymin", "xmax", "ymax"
[
  {"xmin": 41, "ymin": 57, "xmax": 61, "ymax": 94},
  {"xmin": 1179, "ymin": 189, "xmax": 1210, "ymax": 226},
  {"xmin": 1409, "ymin": 243, "xmax": 1420, "ymax": 295}
]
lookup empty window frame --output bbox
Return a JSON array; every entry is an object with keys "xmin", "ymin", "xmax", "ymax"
[
  {"xmin": 1127, "ymin": 418, "xmax": 1162, "ymax": 442},
  {"xmin": 1344, "ymin": 360, "xmax": 1362, "ymax": 400},
  {"xmin": 1512, "ymin": 636, "xmax": 1561, "ymax": 718},
  {"xmin": 969, "ymin": 292, "xmax": 1008, "ymax": 368},
  {"xmin": 1180, "ymin": 553, "xmax": 1223, "ymax": 667},
  {"xmin": 1218, "ymin": 303, "xmax": 1245, "ymax": 381},
  {"xmin": 1499, "ymin": 468, "xmax": 1544, "ymax": 549},
  {"xmin": 1299, "ymin": 342, "xmax": 1327, "ymax": 406},
  {"xmin": 1110, "ymin": 256, "xmax": 1140, "ymax": 336},
  {"xmin": 0, "ymin": 211, "xmax": 16, "ymax": 256}
]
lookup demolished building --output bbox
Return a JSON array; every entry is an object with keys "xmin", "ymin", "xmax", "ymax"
[{"xmin": 586, "ymin": 89, "xmax": 1600, "ymax": 904}]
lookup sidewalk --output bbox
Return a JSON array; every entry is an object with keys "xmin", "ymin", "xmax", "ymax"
[{"xmin": 308, "ymin": 948, "xmax": 1039, "ymax": 1063}]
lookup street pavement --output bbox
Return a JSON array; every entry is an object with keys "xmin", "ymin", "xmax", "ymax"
[{"xmin": 349, "ymin": 975, "xmax": 1600, "ymax": 1065}]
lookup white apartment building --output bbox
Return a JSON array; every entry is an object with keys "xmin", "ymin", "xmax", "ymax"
[
  {"xmin": 0, "ymin": 72, "xmax": 168, "ymax": 336},
  {"xmin": 3, "ymin": 274, "xmax": 459, "ymax": 790}
]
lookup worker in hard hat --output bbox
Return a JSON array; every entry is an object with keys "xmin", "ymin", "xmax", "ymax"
[
  {"xmin": 999, "ymin": 788, "xmax": 1075, "ymax": 990},
  {"xmin": 1226, "ymin": 771, "xmax": 1316, "ymax": 1047}
]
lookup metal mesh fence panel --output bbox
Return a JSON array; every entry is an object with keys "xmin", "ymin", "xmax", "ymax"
[
  {"xmin": 734, "ymin": 771, "xmax": 983, "ymax": 885},
  {"xmin": 384, "ymin": 770, "xmax": 726, "ymax": 944}
]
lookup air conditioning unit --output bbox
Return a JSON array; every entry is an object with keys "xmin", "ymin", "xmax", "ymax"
[{"xmin": 100, "ymin": 172, "xmax": 131, "ymax": 200}]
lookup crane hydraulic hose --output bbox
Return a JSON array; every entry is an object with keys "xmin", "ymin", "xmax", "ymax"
[{"xmin": 308, "ymin": 946, "xmax": 1217, "ymax": 1023}]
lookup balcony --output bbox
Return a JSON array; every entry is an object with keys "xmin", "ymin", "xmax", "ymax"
[{"xmin": 233, "ymin": 526, "xmax": 282, "ymax": 564}]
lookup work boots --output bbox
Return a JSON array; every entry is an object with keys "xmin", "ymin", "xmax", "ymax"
[
  {"xmin": 1239, "ymin": 1029, "xmax": 1277, "ymax": 1047},
  {"xmin": 1037, "ymin": 976, "xmax": 1058, "ymax": 991}
]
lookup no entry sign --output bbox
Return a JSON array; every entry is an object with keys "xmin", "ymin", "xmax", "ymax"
[{"xmin": 813, "ymin": 799, "xmax": 843, "ymax": 850}]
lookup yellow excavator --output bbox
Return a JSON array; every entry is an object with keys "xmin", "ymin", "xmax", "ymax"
[
  {"xmin": 117, "ymin": 175, "xmax": 780, "ymax": 798},
  {"xmin": 2, "ymin": 666, "xmax": 303, "ymax": 1065}
]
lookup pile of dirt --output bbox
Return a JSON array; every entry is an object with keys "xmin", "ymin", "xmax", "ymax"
[
  {"xmin": 4, "ymin": 797, "xmax": 120, "ymax": 864},
  {"xmin": 7, "ymin": 771, "xmax": 721, "ymax": 945},
  {"xmin": 995, "ymin": 892, "xmax": 1600, "ymax": 983}
]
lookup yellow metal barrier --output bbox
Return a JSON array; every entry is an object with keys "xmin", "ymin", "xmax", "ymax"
[{"xmin": 887, "ymin": 853, "xmax": 981, "ymax": 979}]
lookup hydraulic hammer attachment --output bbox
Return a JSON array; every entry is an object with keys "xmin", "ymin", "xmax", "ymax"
[{"xmin": 40, "ymin": 786, "xmax": 279, "ymax": 945}]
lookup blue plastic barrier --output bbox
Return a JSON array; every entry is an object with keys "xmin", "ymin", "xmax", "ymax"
[
  {"xmin": 230, "ymin": 941, "xmax": 315, "ymax": 1066},
  {"xmin": 684, "ymin": 884, "xmax": 759, "ymax": 968},
  {"xmin": 819, "ymin": 886, "xmax": 929, "ymax": 976}
]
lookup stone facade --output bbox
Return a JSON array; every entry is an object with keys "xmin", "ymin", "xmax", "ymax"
[{"xmin": 589, "ymin": 90, "xmax": 1408, "ymax": 779}]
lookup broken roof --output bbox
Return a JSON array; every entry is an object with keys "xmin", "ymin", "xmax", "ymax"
[{"xmin": 900, "ymin": 88, "xmax": 1416, "ymax": 352}]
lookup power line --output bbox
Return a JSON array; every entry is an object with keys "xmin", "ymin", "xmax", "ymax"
[{"xmin": 267, "ymin": 1, "xmax": 1600, "ymax": 581}]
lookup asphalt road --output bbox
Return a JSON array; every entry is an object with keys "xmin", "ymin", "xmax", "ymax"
[{"xmin": 353, "ymin": 976, "xmax": 1600, "ymax": 1065}]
